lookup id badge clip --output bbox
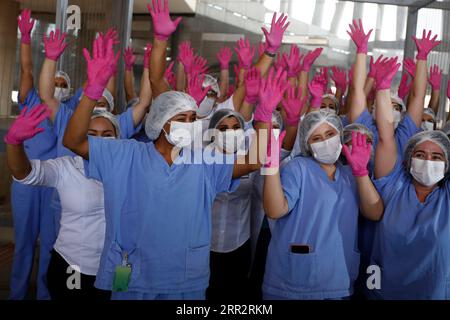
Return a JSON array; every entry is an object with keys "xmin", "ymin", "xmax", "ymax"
[{"xmin": 112, "ymin": 251, "xmax": 132, "ymax": 292}]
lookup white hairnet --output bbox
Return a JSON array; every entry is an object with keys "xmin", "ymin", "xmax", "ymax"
[
  {"xmin": 91, "ymin": 108, "xmax": 121, "ymax": 138},
  {"xmin": 343, "ymin": 123, "xmax": 373, "ymax": 144},
  {"xmin": 322, "ymin": 94, "xmax": 340, "ymax": 113},
  {"xmin": 423, "ymin": 107, "xmax": 436, "ymax": 121},
  {"xmin": 272, "ymin": 110, "xmax": 284, "ymax": 132},
  {"xmin": 296, "ymin": 110, "xmax": 343, "ymax": 157},
  {"xmin": 391, "ymin": 94, "xmax": 406, "ymax": 113},
  {"xmin": 404, "ymin": 130, "xmax": 450, "ymax": 172},
  {"xmin": 203, "ymin": 74, "xmax": 221, "ymax": 98},
  {"xmin": 102, "ymin": 89, "xmax": 115, "ymax": 113},
  {"xmin": 55, "ymin": 70, "xmax": 71, "ymax": 90},
  {"xmin": 145, "ymin": 91, "xmax": 197, "ymax": 140},
  {"xmin": 208, "ymin": 108, "xmax": 245, "ymax": 131}
]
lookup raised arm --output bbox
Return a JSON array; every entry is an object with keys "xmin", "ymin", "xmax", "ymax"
[
  {"xmin": 238, "ymin": 67, "xmax": 260, "ymax": 121},
  {"xmin": 17, "ymin": 9, "xmax": 35, "ymax": 104},
  {"xmin": 428, "ymin": 64, "xmax": 442, "ymax": 114},
  {"xmin": 300, "ymin": 48, "xmax": 323, "ymax": 107},
  {"xmin": 130, "ymin": 55, "xmax": 153, "ymax": 127},
  {"xmin": 397, "ymin": 72, "xmax": 412, "ymax": 103},
  {"xmin": 346, "ymin": 19, "xmax": 372, "ymax": 123},
  {"xmin": 407, "ymin": 30, "xmax": 441, "ymax": 127},
  {"xmin": 342, "ymin": 132, "xmax": 383, "ymax": 221},
  {"xmin": 123, "ymin": 46, "xmax": 137, "ymax": 102},
  {"xmin": 147, "ymin": 0, "xmax": 182, "ymax": 98},
  {"xmin": 373, "ymin": 58, "xmax": 401, "ymax": 179},
  {"xmin": 233, "ymin": 68, "xmax": 288, "ymax": 179},
  {"xmin": 216, "ymin": 46, "xmax": 232, "ymax": 103},
  {"xmin": 63, "ymin": 38, "xmax": 118, "ymax": 159},
  {"xmin": 5, "ymin": 105, "xmax": 51, "ymax": 180},
  {"xmin": 284, "ymin": 44, "xmax": 302, "ymax": 86},
  {"xmin": 331, "ymin": 66, "xmax": 348, "ymax": 114},
  {"xmin": 38, "ymin": 30, "xmax": 68, "ymax": 120}
]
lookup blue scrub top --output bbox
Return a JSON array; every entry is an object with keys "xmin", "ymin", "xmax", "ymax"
[
  {"xmin": 18, "ymin": 88, "xmax": 57, "ymax": 160},
  {"xmin": 85, "ymin": 137, "xmax": 238, "ymax": 294},
  {"xmin": 263, "ymin": 156, "xmax": 360, "ymax": 299},
  {"xmin": 355, "ymin": 110, "xmax": 421, "ymax": 155},
  {"xmin": 54, "ymin": 104, "xmax": 141, "ymax": 157},
  {"xmin": 63, "ymin": 88, "xmax": 83, "ymax": 110},
  {"xmin": 371, "ymin": 160, "xmax": 450, "ymax": 300}
]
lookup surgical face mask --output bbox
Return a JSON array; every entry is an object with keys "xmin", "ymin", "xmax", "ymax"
[
  {"xmin": 410, "ymin": 158, "xmax": 445, "ymax": 187},
  {"xmin": 393, "ymin": 110, "xmax": 401, "ymax": 129},
  {"xmin": 322, "ymin": 107, "xmax": 336, "ymax": 114},
  {"xmin": 54, "ymin": 87, "xmax": 70, "ymax": 101},
  {"xmin": 163, "ymin": 121, "xmax": 195, "ymax": 147},
  {"xmin": 310, "ymin": 134, "xmax": 342, "ymax": 164},
  {"xmin": 421, "ymin": 121, "xmax": 434, "ymax": 131},
  {"xmin": 215, "ymin": 129, "xmax": 245, "ymax": 154},
  {"xmin": 197, "ymin": 98, "xmax": 216, "ymax": 118}
]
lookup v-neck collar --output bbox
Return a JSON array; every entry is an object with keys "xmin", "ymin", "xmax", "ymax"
[
  {"xmin": 148, "ymin": 142, "xmax": 183, "ymax": 173},
  {"xmin": 309, "ymin": 157, "xmax": 340, "ymax": 183},
  {"xmin": 407, "ymin": 176, "xmax": 440, "ymax": 206}
]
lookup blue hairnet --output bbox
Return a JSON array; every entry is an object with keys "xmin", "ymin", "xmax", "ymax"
[
  {"xmin": 145, "ymin": 91, "xmax": 197, "ymax": 140},
  {"xmin": 403, "ymin": 130, "xmax": 450, "ymax": 172},
  {"xmin": 296, "ymin": 110, "xmax": 343, "ymax": 157}
]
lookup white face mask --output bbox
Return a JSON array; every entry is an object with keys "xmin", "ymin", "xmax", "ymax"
[
  {"xmin": 215, "ymin": 129, "xmax": 245, "ymax": 154},
  {"xmin": 410, "ymin": 158, "xmax": 445, "ymax": 187},
  {"xmin": 421, "ymin": 121, "xmax": 434, "ymax": 131},
  {"xmin": 310, "ymin": 134, "xmax": 342, "ymax": 164},
  {"xmin": 321, "ymin": 107, "xmax": 336, "ymax": 114},
  {"xmin": 197, "ymin": 98, "xmax": 216, "ymax": 118},
  {"xmin": 164, "ymin": 121, "xmax": 195, "ymax": 147},
  {"xmin": 54, "ymin": 87, "xmax": 70, "ymax": 101}
]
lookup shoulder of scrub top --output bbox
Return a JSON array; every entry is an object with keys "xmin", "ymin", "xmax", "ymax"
[
  {"xmin": 372, "ymin": 157, "xmax": 406, "ymax": 203},
  {"xmin": 395, "ymin": 113, "xmax": 422, "ymax": 156},
  {"xmin": 63, "ymin": 88, "xmax": 84, "ymax": 111},
  {"xmin": 18, "ymin": 87, "xmax": 41, "ymax": 111}
]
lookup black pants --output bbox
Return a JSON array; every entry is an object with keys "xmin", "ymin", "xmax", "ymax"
[
  {"xmin": 248, "ymin": 227, "xmax": 271, "ymax": 301},
  {"xmin": 207, "ymin": 240, "xmax": 251, "ymax": 301},
  {"xmin": 47, "ymin": 250, "xmax": 111, "ymax": 300}
]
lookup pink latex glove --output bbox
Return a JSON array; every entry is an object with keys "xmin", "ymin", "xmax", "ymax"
[
  {"xmin": 143, "ymin": 43, "xmax": 152, "ymax": 69},
  {"xmin": 147, "ymin": 0, "xmax": 181, "ymax": 41},
  {"xmin": 164, "ymin": 61, "xmax": 176, "ymax": 89},
  {"xmin": 429, "ymin": 64, "xmax": 442, "ymax": 91},
  {"xmin": 331, "ymin": 66, "xmax": 348, "ymax": 93},
  {"xmin": 123, "ymin": 46, "xmax": 136, "ymax": 71},
  {"xmin": 17, "ymin": 9, "xmax": 35, "ymax": 45},
  {"xmin": 99, "ymin": 28, "xmax": 120, "ymax": 46},
  {"xmin": 217, "ymin": 47, "xmax": 233, "ymax": 70},
  {"xmin": 265, "ymin": 129, "xmax": 287, "ymax": 169},
  {"xmin": 83, "ymin": 37, "xmax": 119, "ymax": 100},
  {"xmin": 413, "ymin": 29, "xmax": 441, "ymax": 61},
  {"xmin": 187, "ymin": 74, "xmax": 211, "ymax": 106},
  {"xmin": 397, "ymin": 73, "xmax": 412, "ymax": 100},
  {"xmin": 244, "ymin": 67, "xmax": 261, "ymax": 105},
  {"xmin": 234, "ymin": 38, "xmax": 255, "ymax": 70},
  {"xmin": 258, "ymin": 42, "xmax": 267, "ymax": 58},
  {"xmin": 308, "ymin": 74, "xmax": 325, "ymax": 109},
  {"xmin": 317, "ymin": 67, "xmax": 329, "ymax": 93},
  {"xmin": 283, "ymin": 44, "xmax": 303, "ymax": 78},
  {"xmin": 191, "ymin": 55, "xmax": 208, "ymax": 77},
  {"xmin": 43, "ymin": 29, "xmax": 68, "ymax": 61},
  {"xmin": 403, "ymin": 58, "xmax": 416, "ymax": 78},
  {"xmin": 178, "ymin": 41, "xmax": 194, "ymax": 72},
  {"xmin": 4, "ymin": 104, "xmax": 51, "ymax": 145},
  {"xmin": 301, "ymin": 48, "xmax": 323, "ymax": 72},
  {"xmin": 261, "ymin": 12, "xmax": 290, "ymax": 55},
  {"xmin": 374, "ymin": 57, "xmax": 400, "ymax": 91},
  {"xmin": 254, "ymin": 68, "xmax": 288, "ymax": 123},
  {"xmin": 347, "ymin": 19, "xmax": 372, "ymax": 54},
  {"xmin": 368, "ymin": 55, "xmax": 383, "ymax": 78},
  {"xmin": 274, "ymin": 54, "xmax": 287, "ymax": 72},
  {"xmin": 282, "ymin": 84, "xmax": 307, "ymax": 127},
  {"xmin": 342, "ymin": 132, "xmax": 372, "ymax": 177}
]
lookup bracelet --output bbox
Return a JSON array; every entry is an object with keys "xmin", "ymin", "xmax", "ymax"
[{"xmin": 264, "ymin": 50, "xmax": 276, "ymax": 58}]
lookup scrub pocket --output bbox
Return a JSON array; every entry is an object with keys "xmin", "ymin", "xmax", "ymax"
[
  {"xmin": 185, "ymin": 245, "xmax": 210, "ymax": 281},
  {"xmin": 105, "ymin": 241, "xmax": 141, "ymax": 289},
  {"xmin": 286, "ymin": 252, "xmax": 317, "ymax": 289}
]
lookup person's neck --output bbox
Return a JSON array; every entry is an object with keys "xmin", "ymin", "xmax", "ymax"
[
  {"xmin": 412, "ymin": 180, "xmax": 436, "ymax": 203},
  {"xmin": 154, "ymin": 136, "xmax": 180, "ymax": 166},
  {"xmin": 320, "ymin": 163, "xmax": 337, "ymax": 181}
]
